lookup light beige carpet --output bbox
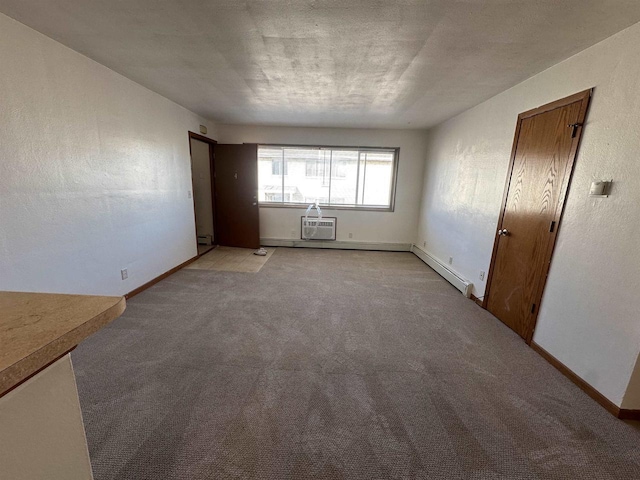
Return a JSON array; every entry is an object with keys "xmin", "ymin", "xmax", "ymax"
[{"xmin": 186, "ymin": 246, "xmax": 275, "ymax": 272}]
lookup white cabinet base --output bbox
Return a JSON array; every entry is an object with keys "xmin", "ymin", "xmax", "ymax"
[{"xmin": 0, "ymin": 354, "xmax": 93, "ymax": 480}]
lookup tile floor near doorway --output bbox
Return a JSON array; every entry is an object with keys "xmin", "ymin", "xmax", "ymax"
[
  {"xmin": 73, "ymin": 248, "xmax": 640, "ymax": 480},
  {"xmin": 188, "ymin": 246, "xmax": 275, "ymax": 273},
  {"xmin": 197, "ymin": 244, "xmax": 215, "ymax": 256}
]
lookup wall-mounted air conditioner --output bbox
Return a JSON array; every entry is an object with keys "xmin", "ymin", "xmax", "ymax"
[{"xmin": 301, "ymin": 217, "xmax": 336, "ymax": 241}]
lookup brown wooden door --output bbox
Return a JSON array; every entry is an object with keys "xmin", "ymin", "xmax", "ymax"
[
  {"xmin": 213, "ymin": 144, "xmax": 260, "ymax": 249},
  {"xmin": 486, "ymin": 90, "xmax": 591, "ymax": 342}
]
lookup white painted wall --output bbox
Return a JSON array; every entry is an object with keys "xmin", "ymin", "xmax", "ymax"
[
  {"xmin": 417, "ymin": 22, "xmax": 640, "ymax": 408},
  {"xmin": 0, "ymin": 14, "xmax": 216, "ymax": 296},
  {"xmin": 189, "ymin": 138, "xmax": 214, "ymax": 241},
  {"xmin": 216, "ymin": 125, "xmax": 427, "ymax": 246}
]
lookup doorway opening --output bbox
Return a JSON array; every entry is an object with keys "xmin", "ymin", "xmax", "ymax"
[
  {"xmin": 483, "ymin": 89, "xmax": 592, "ymax": 343},
  {"xmin": 188, "ymin": 132, "xmax": 217, "ymax": 256},
  {"xmin": 188, "ymin": 134, "xmax": 261, "ymax": 257}
]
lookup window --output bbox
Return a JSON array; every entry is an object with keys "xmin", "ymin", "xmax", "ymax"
[
  {"xmin": 261, "ymin": 147, "xmax": 288, "ymax": 176},
  {"xmin": 272, "ymin": 159, "xmax": 287, "ymax": 175},
  {"xmin": 332, "ymin": 160, "xmax": 347, "ymax": 178},
  {"xmin": 265, "ymin": 192, "xmax": 292, "ymax": 202},
  {"xmin": 305, "ymin": 159, "xmax": 327, "ymax": 178},
  {"xmin": 258, "ymin": 145, "xmax": 398, "ymax": 210}
]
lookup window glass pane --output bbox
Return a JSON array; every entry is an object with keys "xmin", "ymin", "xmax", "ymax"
[
  {"xmin": 284, "ymin": 148, "xmax": 330, "ymax": 204},
  {"xmin": 305, "ymin": 160, "xmax": 315, "ymax": 177},
  {"xmin": 271, "ymin": 158, "xmax": 288, "ymax": 175},
  {"xmin": 258, "ymin": 147, "xmax": 283, "ymax": 202},
  {"xmin": 362, "ymin": 151, "xmax": 394, "ymax": 206},
  {"xmin": 258, "ymin": 145, "xmax": 395, "ymax": 208},
  {"xmin": 332, "ymin": 159, "xmax": 347, "ymax": 178},
  {"xmin": 328, "ymin": 150, "xmax": 359, "ymax": 205}
]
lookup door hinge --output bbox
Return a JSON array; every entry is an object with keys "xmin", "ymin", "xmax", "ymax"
[
  {"xmin": 549, "ymin": 221, "xmax": 556, "ymax": 233},
  {"xmin": 531, "ymin": 303, "xmax": 536, "ymax": 314},
  {"xmin": 568, "ymin": 123, "xmax": 583, "ymax": 138}
]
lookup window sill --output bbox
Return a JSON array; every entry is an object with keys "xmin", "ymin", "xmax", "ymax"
[{"xmin": 259, "ymin": 202, "xmax": 394, "ymax": 213}]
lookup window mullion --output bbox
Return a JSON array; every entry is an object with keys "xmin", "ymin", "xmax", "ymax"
[
  {"xmin": 355, "ymin": 151, "xmax": 361, "ymax": 205},
  {"xmin": 361, "ymin": 152, "xmax": 367, "ymax": 205},
  {"xmin": 281, "ymin": 148, "xmax": 285, "ymax": 203},
  {"xmin": 328, "ymin": 150, "xmax": 333, "ymax": 205}
]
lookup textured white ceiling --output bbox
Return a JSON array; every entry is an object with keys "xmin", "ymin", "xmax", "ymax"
[{"xmin": 2, "ymin": 1, "xmax": 640, "ymax": 129}]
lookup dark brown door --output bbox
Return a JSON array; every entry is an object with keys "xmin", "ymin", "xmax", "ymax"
[
  {"xmin": 485, "ymin": 90, "xmax": 591, "ymax": 342},
  {"xmin": 214, "ymin": 144, "xmax": 260, "ymax": 249}
]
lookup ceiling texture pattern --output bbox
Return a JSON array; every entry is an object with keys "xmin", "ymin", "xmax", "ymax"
[{"xmin": 2, "ymin": 0, "xmax": 640, "ymax": 128}]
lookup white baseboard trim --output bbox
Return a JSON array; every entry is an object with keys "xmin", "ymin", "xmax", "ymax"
[
  {"xmin": 410, "ymin": 244, "xmax": 473, "ymax": 298},
  {"xmin": 261, "ymin": 238, "xmax": 412, "ymax": 252}
]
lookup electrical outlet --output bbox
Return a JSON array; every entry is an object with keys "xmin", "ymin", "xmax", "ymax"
[
  {"xmin": 188, "ymin": 190, "xmax": 192, "ymax": 199},
  {"xmin": 479, "ymin": 271, "xmax": 485, "ymax": 281},
  {"xmin": 348, "ymin": 232, "xmax": 353, "ymax": 239},
  {"xmin": 121, "ymin": 269, "xmax": 128, "ymax": 280},
  {"xmin": 423, "ymin": 241, "xmax": 426, "ymax": 248},
  {"xmin": 448, "ymin": 257, "xmax": 453, "ymax": 265},
  {"xmin": 291, "ymin": 229, "xmax": 296, "ymax": 238}
]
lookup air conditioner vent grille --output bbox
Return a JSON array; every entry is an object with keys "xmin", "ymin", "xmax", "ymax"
[{"xmin": 301, "ymin": 217, "xmax": 336, "ymax": 241}]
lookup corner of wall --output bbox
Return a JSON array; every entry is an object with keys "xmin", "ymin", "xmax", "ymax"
[{"xmin": 621, "ymin": 352, "xmax": 640, "ymax": 410}]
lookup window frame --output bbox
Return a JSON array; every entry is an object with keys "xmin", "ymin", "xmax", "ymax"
[{"xmin": 258, "ymin": 144, "xmax": 400, "ymax": 212}]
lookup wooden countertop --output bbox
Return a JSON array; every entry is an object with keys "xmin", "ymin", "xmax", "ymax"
[{"xmin": 0, "ymin": 291, "xmax": 126, "ymax": 396}]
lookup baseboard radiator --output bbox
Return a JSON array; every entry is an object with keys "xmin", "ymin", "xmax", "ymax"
[
  {"xmin": 261, "ymin": 238, "xmax": 412, "ymax": 252},
  {"xmin": 411, "ymin": 245, "xmax": 473, "ymax": 298}
]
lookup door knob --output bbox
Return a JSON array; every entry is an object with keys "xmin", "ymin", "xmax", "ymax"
[{"xmin": 498, "ymin": 229, "xmax": 510, "ymax": 236}]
